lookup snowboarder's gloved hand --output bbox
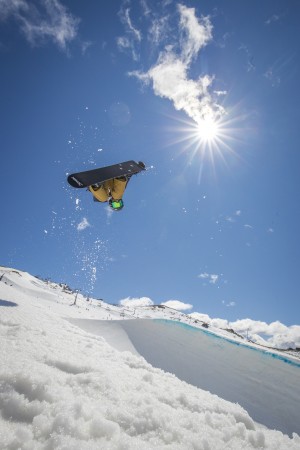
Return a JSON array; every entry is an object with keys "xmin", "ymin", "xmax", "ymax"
[{"xmin": 91, "ymin": 183, "xmax": 102, "ymax": 190}]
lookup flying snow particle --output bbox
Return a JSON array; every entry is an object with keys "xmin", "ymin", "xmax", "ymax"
[{"xmin": 77, "ymin": 218, "xmax": 91, "ymax": 231}]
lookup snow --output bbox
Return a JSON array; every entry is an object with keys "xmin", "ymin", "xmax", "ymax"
[
  {"xmin": 1, "ymin": 267, "xmax": 300, "ymax": 450},
  {"xmin": 69, "ymin": 318, "xmax": 300, "ymax": 436}
]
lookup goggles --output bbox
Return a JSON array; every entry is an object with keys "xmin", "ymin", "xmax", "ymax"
[{"xmin": 110, "ymin": 199, "xmax": 124, "ymax": 210}]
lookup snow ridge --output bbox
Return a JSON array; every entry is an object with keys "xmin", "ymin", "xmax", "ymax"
[{"xmin": 0, "ymin": 267, "xmax": 299, "ymax": 449}]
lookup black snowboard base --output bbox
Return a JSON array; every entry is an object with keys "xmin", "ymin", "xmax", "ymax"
[{"xmin": 67, "ymin": 160, "xmax": 145, "ymax": 188}]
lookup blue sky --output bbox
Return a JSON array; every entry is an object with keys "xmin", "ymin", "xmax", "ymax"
[{"xmin": 1, "ymin": 0, "xmax": 300, "ymax": 326}]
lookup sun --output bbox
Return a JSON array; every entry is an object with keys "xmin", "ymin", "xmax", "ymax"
[
  {"xmin": 163, "ymin": 108, "xmax": 240, "ymax": 181},
  {"xmin": 195, "ymin": 117, "xmax": 220, "ymax": 143},
  {"xmin": 176, "ymin": 114, "xmax": 230, "ymax": 158}
]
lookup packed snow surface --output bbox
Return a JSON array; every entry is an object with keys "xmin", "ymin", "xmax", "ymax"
[
  {"xmin": 1, "ymin": 267, "xmax": 300, "ymax": 450},
  {"xmin": 70, "ymin": 318, "xmax": 300, "ymax": 436}
]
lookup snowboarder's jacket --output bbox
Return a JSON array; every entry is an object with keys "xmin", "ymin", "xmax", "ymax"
[{"xmin": 89, "ymin": 177, "xmax": 127, "ymax": 202}]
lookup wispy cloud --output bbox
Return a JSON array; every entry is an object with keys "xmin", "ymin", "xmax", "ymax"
[
  {"xmin": 177, "ymin": 4, "xmax": 212, "ymax": 63},
  {"xmin": 216, "ymin": 31, "xmax": 232, "ymax": 49},
  {"xmin": 225, "ymin": 301, "xmax": 236, "ymax": 307},
  {"xmin": 198, "ymin": 272, "xmax": 219, "ymax": 284},
  {"xmin": 264, "ymin": 53, "xmax": 294, "ymax": 88},
  {"xmin": 0, "ymin": 0, "xmax": 79, "ymax": 51},
  {"xmin": 162, "ymin": 300, "xmax": 193, "ymax": 311},
  {"xmin": 140, "ymin": 0, "xmax": 151, "ymax": 17},
  {"xmin": 148, "ymin": 15, "xmax": 169, "ymax": 46},
  {"xmin": 117, "ymin": 0, "xmax": 141, "ymax": 61},
  {"xmin": 162, "ymin": 0, "xmax": 173, "ymax": 7},
  {"xmin": 77, "ymin": 217, "xmax": 90, "ymax": 231},
  {"xmin": 265, "ymin": 14, "xmax": 280, "ymax": 25},
  {"xmin": 238, "ymin": 44, "xmax": 255, "ymax": 72},
  {"xmin": 264, "ymin": 67, "xmax": 280, "ymax": 87},
  {"xmin": 121, "ymin": 3, "xmax": 224, "ymax": 124}
]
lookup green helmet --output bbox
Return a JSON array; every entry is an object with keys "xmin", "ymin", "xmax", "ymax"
[{"xmin": 109, "ymin": 198, "xmax": 124, "ymax": 211}]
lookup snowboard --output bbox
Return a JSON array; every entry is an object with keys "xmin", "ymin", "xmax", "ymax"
[{"xmin": 67, "ymin": 160, "xmax": 145, "ymax": 188}]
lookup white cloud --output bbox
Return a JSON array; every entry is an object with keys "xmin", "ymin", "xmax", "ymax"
[
  {"xmin": 265, "ymin": 14, "xmax": 280, "ymax": 25},
  {"xmin": 128, "ymin": 4, "xmax": 225, "ymax": 124},
  {"xmin": 162, "ymin": 300, "xmax": 193, "ymax": 311},
  {"xmin": 190, "ymin": 313, "xmax": 300, "ymax": 349},
  {"xmin": 191, "ymin": 313, "xmax": 230, "ymax": 329},
  {"xmin": 227, "ymin": 319, "xmax": 300, "ymax": 350},
  {"xmin": 268, "ymin": 325, "xmax": 300, "ymax": 349},
  {"xmin": 0, "ymin": 0, "xmax": 79, "ymax": 51},
  {"xmin": 198, "ymin": 272, "xmax": 219, "ymax": 284},
  {"xmin": 231, "ymin": 319, "xmax": 288, "ymax": 336},
  {"xmin": 190, "ymin": 312, "xmax": 210, "ymax": 322},
  {"xmin": 119, "ymin": 297, "xmax": 154, "ymax": 308},
  {"xmin": 210, "ymin": 318, "xmax": 229, "ymax": 328},
  {"xmin": 177, "ymin": 4, "xmax": 212, "ymax": 64},
  {"xmin": 117, "ymin": 1, "xmax": 141, "ymax": 61},
  {"xmin": 77, "ymin": 217, "xmax": 90, "ymax": 231}
]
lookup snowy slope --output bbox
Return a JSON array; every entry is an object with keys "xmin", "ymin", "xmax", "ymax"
[
  {"xmin": 70, "ymin": 318, "xmax": 300, "ymax": 436},
  {"xmin": 0, "ymin": 266, "xmax": 300, "ymax": 450}
]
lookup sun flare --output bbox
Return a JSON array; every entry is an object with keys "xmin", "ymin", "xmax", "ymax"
[
  {"xmin": 164, "ymin": 109, "xmax": 240, "ymax": 181},
  {"xmin": 196, "ymin": 117, "xmax": 219, "ymax": 143}
]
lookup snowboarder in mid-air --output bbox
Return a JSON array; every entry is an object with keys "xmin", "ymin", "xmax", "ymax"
[
  {"xmin": 67, "ymin": 160, "xmax": 146, "ymax": 212},
  {"xmin": 89, "ymin": 176, "xmax": 128, "ymax": 211}
]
